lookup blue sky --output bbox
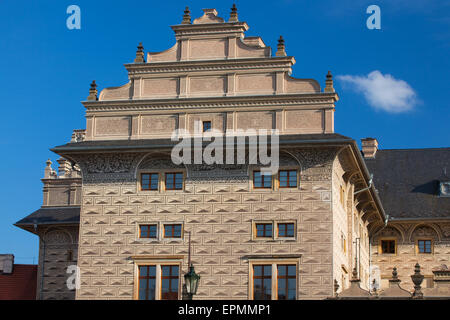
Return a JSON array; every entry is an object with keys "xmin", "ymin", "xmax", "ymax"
[{"xmin": 0, "ymin": 0, "xmax": 449, "ymax": 263}]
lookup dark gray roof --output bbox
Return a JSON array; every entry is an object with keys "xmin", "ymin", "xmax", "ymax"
[
  {"xmin": 365, "ymin": 148, "xmax": 450, "ymax": 220},
  {"xmin": 15, "ymin": 206, "xmax": 80, "ymax": 226},
  {"xmin": 51, "ymin": 133, "xmax": 353, "ymax": 153}
]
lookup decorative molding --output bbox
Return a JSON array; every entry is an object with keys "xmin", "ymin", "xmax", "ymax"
[{"xmin": 83, "ymin": 94, "xmax": 337, "ymax": 113}]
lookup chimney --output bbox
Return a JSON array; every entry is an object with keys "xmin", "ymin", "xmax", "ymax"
[
  {"xmin": 361, "ymin": 138, "xmax": 379, "ymax": 158},
  {"xmin": 57, "ymin": 157, "xmax": 72, "ymax": 178},
  {"xmin": 0, "ymin": 254, "xmax": 14, "ymax": 274}
]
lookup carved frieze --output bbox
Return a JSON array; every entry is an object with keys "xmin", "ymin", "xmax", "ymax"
[{"xmin": 72, "ymin": 153, "xmax": 144, "ymax": 182}]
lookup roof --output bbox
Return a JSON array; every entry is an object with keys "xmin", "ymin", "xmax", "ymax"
[
  {"xmin": 51, "ymin": 133, "xmax": 353, "ymax": 153},
  {"xmin": 0, "ymin": 264, "xmax": 37, "ymax": 300},
  {"xmin": 15, "ymin": 206, "xmax": 80, "ymax": 227},
  {"xmin": 365, "ymin": 148, "xmax": 450, "ymax": 220}
]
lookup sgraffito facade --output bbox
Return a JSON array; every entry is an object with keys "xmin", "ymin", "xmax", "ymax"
[{"xmin": 15, "ymin": 7, "xmax": 449, "ymax": 300}]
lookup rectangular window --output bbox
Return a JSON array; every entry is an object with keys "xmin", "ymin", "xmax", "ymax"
[
  {"xmin": 256, "ymin": 223, "xmax": 273, "ymax": 238},
  {"xmin": 163, "ymin": 224, "xmax": 182, "ymax": 238},
  {"xmin": 138, "ymin": 265, "xmax": 156, "ymax": 300},
  {"xmin": 277, "ymin": 223, "xmax": 295, "ymax": 238},
  {"xmin": 381, "ymin": 239, "xmax": 396, "ymax": 254},
  {"xmin": 165, "ymin": 172, "xmax": 183, "ymax": 190},
  {"xmin": 279, "ymin": 170, "xmax": 297, "ymax": 188},
  {"xmin": 141, "ymin": 173, "xmax": 159, "ymax": 191},
  {"xmin": 277, "ymin": 265, "xmax": 297, "ymax": 300},
  {"xmin": 253, "ymin": 171, "xmax": 272, "ymax": 189},
  {"xmin": 418, "ymin": 240, "xmax": 432, "ymax": 254},
  {"xmin": 139, "ymin": 225, "xmax": 157, "ymax": 239},
  {"xmin": 161, "ymin": 265, "xmax": 179, "ymax": 300},
  {"xmin": 202, "ymin": 121, "xmax": 212, "ymax": 132},
  {"xmin": 253, "ymin": 265, "xmax": 272, "ymax": 300}
]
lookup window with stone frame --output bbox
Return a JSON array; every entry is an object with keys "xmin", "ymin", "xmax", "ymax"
[
  {"xmin": 277, "ymin": 222, "xmax": 295, "ymax": 238},
  {"xmin": 163, "ymin": 224, "xmax": 182, "ymax": 239},
  {"xmin": 417, "ymin": 239, "xmax": 433, "ymax": 254},
  {"xmin": 278, "ymin": 170, "xmax": 298, "ymax": 188},
  {"xmin": 253, "ymin": 171, "xmax": 272, "ymax": 189},
  {"xmin": 141, "ymin": 173, "xmax": 159, "ymax": 191},
  {"xmin": 251, "ymin": 263, "xmax": 297, "ymax": 300},
  {"xmin": 137, "ymin": 264, "xmax": 180, "ymax": 300},
  {"xmin": 165, "ymin": 172, "xmax": 184, "ymax": 190},
  {"xmin": 202, "ymin": 121, "xmax": 212, "ymax": 132},
  {"xmin": 380, "ymin": 239, "xmax": 396, "ymax": 254},
  {"xmin": 139, "ymin": 224, "xmax": 158, "ymax": 239},
  {"xmin": 255, "ymin": 223, "xmax": 273, "ymax": 238}
]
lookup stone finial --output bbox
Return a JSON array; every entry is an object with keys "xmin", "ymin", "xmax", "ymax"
[
  {"xmin": 334, "ymin": 279, "xmax": 340, "ymax": 296},
  {"xmin": 350, "ymin": 267, "xmax": 359, "ymax": 281},
  {"xmin": 411, "ymin": 263, "xmax": 424, "ymax": 299},
  {"xmin": 338, "ymin": 267, "xmax": 371, "ymax": 298},
  {"xmin": 134, "ymin": 42, "xmax": 145, "ymax": 63},
  {"xmin": 182, "ymin": 6, "xmax": 191, "ymax": 24},
  {"xmin": 379, "ymin": 266, "xmax": 411, "ymax": 298},
  {"xmin": 372, "ymin": 279, "xmax": 378, "ymax": 295},
  {"xmin": 44, "ymin": 159, "xmax": 56, "ymax": 179},
  {"xmin": 392, "ymin": 267, "xmax": 399, "ymax": 281},
  {"xmin": 229, "ymin": 3, "xmax": 238, "ymax": 22},
  {"xmin": 324, "ymin": 70, "xmax": 335, "ymax": 93},
  {"xmin": 87, "ymin": 80, "xmax": 98, "ymax": 101},
  {"xmin": 276, "ymin": 36, "xmax": 286, "ymax": 57}
]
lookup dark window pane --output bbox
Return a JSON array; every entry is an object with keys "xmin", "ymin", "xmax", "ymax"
[
  {"xmin": 164, "ymin": 224, "xmax": 182, "ymax": 238},
  {"xmin": 277, "ymin": 265, "xmax": 296, "ymax": 300},
  {"xmin": 149, "ymin": 225, "xmax": 157, "ymax": 238},
  {"xmin": 381, "ymin": 240, "xmax": 396, "ymax": 254},
  {"xmin": 263, "ymin": 175, "xmax": 272, "ymax": 188},
  {"xmin": 139, "ymin": 266, "xmax": 148, "ymax": 276},
  {"xmin": 148, "ymin": 279, "xmax": 156, "ymax": 300},
  {"xmin": 287, "ymin": 265, "xmax": 296, "ymax": 275},
  {"xmin": 203, "ymin": 121, "xmax": 212, "ymax": 132},
  {"xmin": 253, "ymin": 265, "xmax": 272, "ymax": 300},
  {"xmin": 138, "ymin": 266, "xmax": 156, "ymax": 300},
  {"xmin": 278, "ymin": 223, "xmax": 294, "ymax": 237},
  {"xmin": 256, "ymin": 223, "xmax": 272, "ymax": 238},
  {"xmin": 289, "ymin": 173, "xmax": 297, "ymax": 187},
  {"xmin": 140, "ymin": 225, "xmax": 157, "ymax": 238},
  {"xmin": 161, "ymin": 265, "xmax": 179, "ymax": 300}
]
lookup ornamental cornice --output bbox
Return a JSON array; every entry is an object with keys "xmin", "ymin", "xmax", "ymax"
[
  {"xmin": 82, "ymin": 94, "xmax": 337, "ymax": 112},
  {"xmin": 124, "ymin": 57, "xmax": 295, "ymax": 75}
]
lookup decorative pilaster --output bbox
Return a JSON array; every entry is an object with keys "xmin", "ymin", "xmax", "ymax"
[
  {"xmin": 87, "ymin": 80, "xmax": 98, "ymax": 101},
  {"xmin": 229, "ymin": 4, "xmax": 238, "ymax": 22},
  {"xmin": 276, "ymin": 36, "xmax": 286, "ymax": 57},
  {"xmin": 182, "ymin": 6, "xmax": 191, "ymax": 24},
  {"xmin": 324, "ymin": 71, "xmax": 335, "ymax": 93},
  {"xmin": 134, "ymin": 42, "xmax": 145, "ymax": 63}
]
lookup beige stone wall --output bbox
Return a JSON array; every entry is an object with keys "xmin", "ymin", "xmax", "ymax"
[
  {"xmin": 331, "ymin": 155, "xmax": 371, "ymax": 292},
  {"xmin": 37, "ymin": 226, "xmax": 79, "ymax": 300},
  {"xmin": 371, "ymin": 221, "xmax": 450, "ymax": 292},
  {"xmin": 74, "ymin": 148, "xmax": 340, "ymax": 300},
  {"xmin": 332, "ymin": 157, "xmax": 351, "ymax": 291},
  {"xmin": 86, "ymin": 108, "xmax": 334, "ymax": 140}
]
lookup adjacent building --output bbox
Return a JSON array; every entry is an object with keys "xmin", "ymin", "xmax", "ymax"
[{"xmin": 0, "ymin": 254, "xmax": 37, "ymax": 300}]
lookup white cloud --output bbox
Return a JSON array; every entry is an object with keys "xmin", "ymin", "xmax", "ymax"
[{"xmin": 337, "ymin": 70, "xmax": 418, "ymax": 113}]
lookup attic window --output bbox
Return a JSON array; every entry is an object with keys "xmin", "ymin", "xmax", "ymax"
[{"xmin": 439, "ymin": 181, "xmax": 450, "ymax": 197}]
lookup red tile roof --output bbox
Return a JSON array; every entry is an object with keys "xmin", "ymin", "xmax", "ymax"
[{"xmin": 0, "ymin": 264, "xmax": 37, "ymax": 300}]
